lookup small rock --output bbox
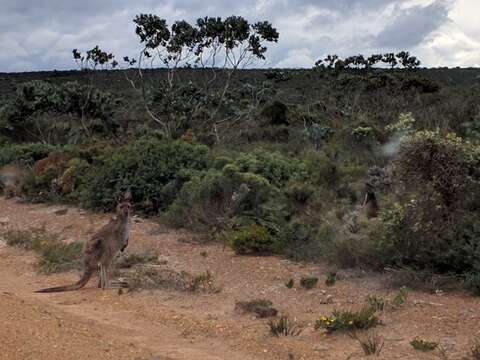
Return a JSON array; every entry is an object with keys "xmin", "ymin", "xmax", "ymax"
[
  {"xmin": 313, "ymin": 344, "xmax": 330, "ymax": 352},
  {"xmin": 0, "ymin": 217, "xmax": 9, "ymax": 225},
  {"xmin": 132, "ymin": 215, "xmax": 143, "ymax": 223}
]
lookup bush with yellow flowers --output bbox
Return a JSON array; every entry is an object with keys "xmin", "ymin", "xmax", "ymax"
[{"xmin": 315, "ymin": 306, "xmax": 379, "ymax": 333}]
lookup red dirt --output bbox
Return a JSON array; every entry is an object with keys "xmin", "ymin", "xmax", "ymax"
[{"xmin": 0, "ymin": 197, "xmax": 479, "ymax": 360}]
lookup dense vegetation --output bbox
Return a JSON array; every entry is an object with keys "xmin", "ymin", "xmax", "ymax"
[{"xmin": 1, "ymin": 13, "xmax": 480, "ymax": 294}]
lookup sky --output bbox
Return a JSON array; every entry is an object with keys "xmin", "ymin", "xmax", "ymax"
[{"xmin": 0, "ymin": 0, "xmax": 479, "ymax": 72}]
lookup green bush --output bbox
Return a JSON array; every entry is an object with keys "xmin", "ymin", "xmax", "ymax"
[
  {"xmin": 315, "ymin": 306, "xmax": 379, "ymax": 333},
  {"xmin": 303, "ymin": 151, "xmax": 339, "ymax": 188},
  {"xmin": 260, "ymin": 101, "xmax": 289, "ymax": 126},
  {"xmin": 395, "ymin": 131, "xmax": 478, "ymax": 208},
  {"xmin": 36, "ymin": 241, "xmax": 83, "ymax": 274},
  {"xmin": 166, "ymin": 163, "xmax": 283, "ymax": 232},
  {"xmin": 285, "ymin": 181, "xmax": 315, "ymax": 204},
  {"xmin": 0, "ymin": 143, "xmax": 57, "ymax": 167},
  {"xmin": 0, "ymin": 80, "xmax": 121, "ymax": 143},
  {"xmin": 229, "ymin": 224, "xmax": 274, "ymax": 255},
  {"xmin": 300, "ymin": 275, "xmax": 318, "ymax": 289},
  {"xmin": 80, "ymin": 138, "xmax": 209, "ymax": 212},
  {"xmin": 343, "ymin": 131, "xmax": 480, "ymax": 275},
  {"xmin": 3, "ymin": 226, "xmax": 82, "ymax": 274},
  {"xmin": 234, "ymin": 149, "xmax": 307, "ymax": 187}
]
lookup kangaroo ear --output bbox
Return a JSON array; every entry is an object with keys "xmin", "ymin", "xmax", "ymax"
[{"xmin": 123, "ymin": 191, "xmax": 132, "ymax": 202}]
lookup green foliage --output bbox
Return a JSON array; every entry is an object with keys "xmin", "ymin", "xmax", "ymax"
[
  {"xmin": 303, "ymin": 123, "xmax": 334, "ymax": 150},
  {"xmin": 36, "ymin": 240, "xmax": 83, "ymax": 274},
  {"xmin": 229, "ymin": 224, "xmax": 274, "ymax": 255},
  {"xmin": 0, "ymin": 143, "xmax": 57, "ymax": 167},
  {"xmin": 285, "ymin": 181, "xmax": 314, "ymax": 204},
  {"xmin": 285, "ymin": 279, "xmax": 294, "ymax": 289},
  {"xmin": 234, "ymin": 149, "xmax": 307, "ymax": 187},
  {"xmin": 303, "ymin": 151, "xmax": 339, "ymax": 188},
  {"xmin": 190, "ymin": 270, "xmax": 215, "ymax": 292},
  {"xmin": 325, "ymin": 272, "xmax": 337, "ymax": 286},
  {"xmin": 3, "ymin": 226, "xmax": 82, "ymax": 274},
  {"xmin": 268, "ymin": 317, "xmax": 302, "ymax": 337},
  {"xmin": 464, "ymin": 273, "xmax": 480, "ymax": 296},
  {"xmin": 401, "ymin": 76, "xmax": 440, "ymax": 93},
  {"xmin": 410, "ymin": 339, "xmax": 438, "ymax": 352},
  {"xmin": 353, "ymin": 331, "xmax": 384, "ymax": 356},
  {"xmin": 463, "ymin": 112, "xmax": 480, "ymax": 144},
  {"xmin": 3, "ymin": 228, "xmax": 44, "ymax": 250},
  {"xmin": 80, "ymin": 138, "xmax": 208, "ymax": 212},
  {"xmin": 396, "ymin": 131, "xmax": 477, "ymax": 208},
  {"xmin": 366, "ymin": 295, "xmax": 386, "ymax": 312},
  {"xmin": 300, "ymin": 276, "xmax": 318, "ymax": 289},
  {"xmin": 315, "ymin": 306, "xmax": 379, "ymax": 333},
  {"xmin": 361, "ymin": 131, "xmax": 480, "ymax": 275},
  {"xmin": 392, "ymin": 286, "xmax": 409, "ymax": 306},
  {"xmin": 314, "ymin": 51, "xmax": 420, "ymax": 70},
  {"xmin": 166, "ymin": 155, "xmax": 288, "ymax": 246},
  {"xmin": 260, "ymin": 101, "xmax": 288, "ymax": 126},
  {"xmin": 125, "ymin": 14, "xmax": 279, "ymax": 138},
  {"xmin": 0, "ymin": 80, "xmax": 121, "ymax": 144},
  {"xmin": 385, "ymin": 112, "xmax": 416, "ymax": 134}
]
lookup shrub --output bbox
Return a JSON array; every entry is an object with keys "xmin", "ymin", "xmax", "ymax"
[
  {"xmin": 315, "ymin": 306, "xmax": 379, "ymax": 333},
  {"xmin": 372, "ymin": 198, "xmax": 480, "ymax": 273},
  {"xmin": 353, "ymin": 331, "xmax": 384, "ymax": 356},
  {"xmin": 235, "ymin": 299, "xmax": 278, "ymax": 318},
  {"xmin": 300, "ymin": 276, "xmax": 318, "ymax": 289},
  {"xmin": 234, "ymin": 149, "xmax": 307, "ymax": 187},
  {"xmin": 285, "ymin": 181, "xmax": 315, "ymax": 204},
  {"xmin": 401, "ymin": 76, "xmax": 440, "ymax": 93},
  {"xmin": 0, "ymin": 80, "xmax": 121, "ymax": 143},
  {"xmin": 36, "ymin": 240, "xmax": 83, "ymax": 274},
  {"xmin": 325, "ymin": 272, "xmax": 337, "ymax": 286},
  {"xmin": 3, "ymin": 226, "xmax": 82, "ymax": 273},
  {"xmin": 190, "ymin": 270, "xmax": 216, "ymax": 292},
  {"xmin": 80, "ymin": 138, "xmax": 209, "ymax": 212},
  {"xmin": 268, "ymin": 317, "xmax": 302, "ymax": 337},
  {"xmin": 260, "ymin": 101, "xmax": 289, "ymax": 126},
  {"xmin": 166, "ymin": 164, "xmax": 284, "ymax": 237},
  {"xmin": 395, "ymin": 131, "xmax": 478, "ymax": 209},
  {"xmin": 0, "ymin": 143, "xmax": 58, "ymax": 167},
  {"xmin": 464, "ymin": 273, "xmax": 480, "ymax": 296},
  {"xmin": 392, "ymin": 286, "xmax": 409, "ymax": 306},
  {"xmin": 229, "ymin": 224, "xmax": 274, "ymax": 255},
  {"xmin": 366, "ymin": 295, "xmax": 386, "ymax": 312},
  {"xmin": 303, "ymin": 123, "xmax": 334, "ymax": 150},
  {"xmin": 410, "ymin": 339, "xmax": 438, "ymax": 352},
  {"xmin": 304, "ymin": 151, "xmax": 339, "ymax": 188}
]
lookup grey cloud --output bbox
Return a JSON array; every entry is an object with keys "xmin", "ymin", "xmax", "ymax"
[
  {"xmin": 373, "ymin": 0, "xmax": 452, "ymax": 48},
  {"xmin": 0, "ymin": 0, "xmax": 476, "ymax": 72}
]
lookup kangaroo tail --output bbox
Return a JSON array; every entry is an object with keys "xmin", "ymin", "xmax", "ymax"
[{"xmin": 34, "ymin": 267, "xmax": 94, "ymax": 293}]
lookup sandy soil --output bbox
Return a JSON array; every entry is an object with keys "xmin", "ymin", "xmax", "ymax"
[{"xmin": 0, "ymin": 197, "xmax": 479, "ymax": 360}]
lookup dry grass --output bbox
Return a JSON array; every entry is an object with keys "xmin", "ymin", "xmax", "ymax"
[
  {"xmin": 235, "ymin": 299, "xmax": 278, "ymax": 318},
  {"xmin": 3, "ymin": 226, "xmax": 82, "ymax": 273}
]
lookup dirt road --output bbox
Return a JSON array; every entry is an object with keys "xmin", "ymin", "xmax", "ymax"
[{"xmin": 1, "ymin": 198, "xmax": 479, "ymax": 360}]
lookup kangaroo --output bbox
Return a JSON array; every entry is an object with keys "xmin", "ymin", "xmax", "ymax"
[
  {"xmin": 363, "ymin": 188, "xmax": 379, "ymax": 219},
  {"xmin": 35, "ymin": 192, "xmax": 132, "ymax": 293},
  {"xmin": 0, "ymin": 164, "xmax": 24, "ymax": 199}
]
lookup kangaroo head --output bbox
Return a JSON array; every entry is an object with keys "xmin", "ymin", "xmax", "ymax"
[{"xmin": 117, "ymin": 191, "xmax": 132, "ymax": 218}]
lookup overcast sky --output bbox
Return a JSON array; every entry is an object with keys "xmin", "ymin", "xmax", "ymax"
[{"xmin": 0, "ymin": 0, "xmax": 478, "ymax": 72}]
